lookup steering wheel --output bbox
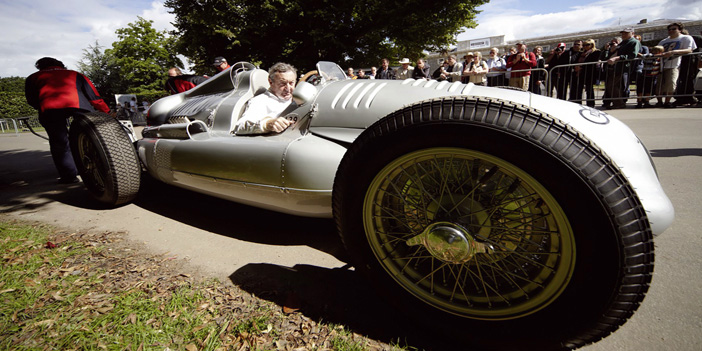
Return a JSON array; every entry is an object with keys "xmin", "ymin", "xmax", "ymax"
[{"xmin": 299, "ymin": 70, "xmax": 320, "ymax": 85}]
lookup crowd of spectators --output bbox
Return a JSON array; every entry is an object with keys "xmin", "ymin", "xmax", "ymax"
[{"xmin": 355, "ymin": 22, "xmax": 701, "ymax": 109}]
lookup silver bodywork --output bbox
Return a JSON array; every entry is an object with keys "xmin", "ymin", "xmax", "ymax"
[{"xmin": 139, "ymin": 62, "xmax": 674, "ymax": 234}]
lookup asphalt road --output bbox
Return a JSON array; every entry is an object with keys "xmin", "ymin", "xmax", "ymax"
[{"xmin": 1, "ymin": 106, "xmax": 700, "ymax": 350}]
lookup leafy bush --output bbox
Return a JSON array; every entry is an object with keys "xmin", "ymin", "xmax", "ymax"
[
  {"xmin": 0, "ymin": 92, "xmax": 36, "ymax": 119},
  {"xmin": 0, "ymin": 77, "xmax": 26, "ymax": 93}
]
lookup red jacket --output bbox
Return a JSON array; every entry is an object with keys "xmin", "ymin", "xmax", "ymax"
[
  {"xmin": 165, "ymin": 74, "xmax": 208, "ymax": 94},
  {"xmin": 25, "ymin": 66, "xmax": 110, "ymax": 114},
  {"xmin": 506, "ymin": 52, "xmax": 537, "ymax": 77}
]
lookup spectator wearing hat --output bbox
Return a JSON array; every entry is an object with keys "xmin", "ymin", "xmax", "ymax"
[
  {"xmin": 485, "ymin": 47, "xmax": 506, "ymax": 87},
  {"xmin": 213, "ymin": 56, "xmax": 230, "ymax": 73},
  {"xmin": 460, "ymin": 52, "xmax": 475, "ymax": 83},
  {"xmin": 25, "ymin": 57, "xmax": 110, "ymax": 184},
  {"xmin": 396, "ymin": 58, "xmax": 414, "ymax": 80},
  {"xmin": 546, "ymin": 42, "xmax": 568, "ymax": 98},
  {"xmin": 603, "ymin": 28, "xmax": 640, "ymax": 109},
  {"xmin": 506, "ymin": 42, "xmax": 537, "ymax": 90}
]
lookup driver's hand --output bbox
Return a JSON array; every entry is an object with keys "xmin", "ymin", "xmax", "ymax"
[{"xmin": 264, "ymin": 117, "xmax": 292, "ymax": 133}]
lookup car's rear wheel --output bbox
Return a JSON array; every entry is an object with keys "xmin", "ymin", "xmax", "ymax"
[
  {"xmin": 69, "ymin": 112, "xmax": 141, "ymax": 206},
  {"xmin": 333, "ymin": 98, "xmax": 654, "ymax": 350}
]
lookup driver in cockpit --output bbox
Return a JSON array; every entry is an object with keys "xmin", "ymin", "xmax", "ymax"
[{"xmin": 234, "ymin": 62, "xmax": 297, "ymax": 135}]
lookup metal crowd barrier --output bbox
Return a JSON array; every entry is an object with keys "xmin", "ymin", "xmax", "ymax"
[
  {"xmin": 0, "ymin": 118, "xmax": 20, "ymax": 136},
  {"xmin": 483, "ymin": 68, "xmax": 549, "ymax": 94},
  {"xmin": 545, "ymin": 51, "xmax": 702, "ymax": 106}
]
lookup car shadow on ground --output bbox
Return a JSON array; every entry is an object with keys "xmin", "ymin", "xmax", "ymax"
[
  {"xmin": 229, "ymin": 263, "xmax": 460, "ymax": 351},
  {"xmin": 650, "ymin": 148, "xmax": 702, "ymax": 157},
  {"xmin": 134, "ymin": 176, "xmax": 349, "ymax": 262},
  {"xmin": 135, "ymin": 179, "xmax": 466, "ymax": 349}
]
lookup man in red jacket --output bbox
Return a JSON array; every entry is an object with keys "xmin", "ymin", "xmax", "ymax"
[
  {"xmin": 506, "ymin": 41, "xmax": 537, "ymax": 90},
  {"xmin": 165, "ymin": 67, "xmax": 208, "ymax": 94},
  {"xmin": 25, "ymin": 57, "xmax": 110, "ymax": 184}
]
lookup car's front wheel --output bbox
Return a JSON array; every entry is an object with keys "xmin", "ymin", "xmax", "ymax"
[{"xmin": 333, "ymin": 98, "xmax": 654, "ymax": 350}]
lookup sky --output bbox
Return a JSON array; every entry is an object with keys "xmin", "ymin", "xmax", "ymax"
[{"xmin": 1, "ymin": 0, "xmax": 701, "ymax": 78}]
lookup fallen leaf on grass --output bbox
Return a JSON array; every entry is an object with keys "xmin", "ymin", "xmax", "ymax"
[
  {"xmin": 34, "ymin": 319, "xmax": 55, "ymax": 327},
  {"xmin": 52, "ymin": 290, "xmax": 65, "ymax": 301},
  {"xmin": 283, "ymin": 292, "xmax": 301, "ymax": 314}
]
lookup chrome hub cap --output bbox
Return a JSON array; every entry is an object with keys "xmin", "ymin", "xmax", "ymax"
[{"xmin": 407, "ymin": 222, "xmax": 493, "ymax": 264}]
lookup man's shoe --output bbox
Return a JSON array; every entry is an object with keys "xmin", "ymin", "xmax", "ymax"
[
  {"xmin": 58, "ymin": 177, "xmax": 80, "ymax": 184},
  {"xmin": 662, "ymin": 103, "xmax": 676, "ymax": 109}
]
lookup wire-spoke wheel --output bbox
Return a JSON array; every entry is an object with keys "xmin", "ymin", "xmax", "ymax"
[
  {"xmin": 333, "ymin": 98, "xmax": 654, "ymax": 350},
  {"xmin": 364, "ymin": 147, "xmax": 575, "ymax": 320}
]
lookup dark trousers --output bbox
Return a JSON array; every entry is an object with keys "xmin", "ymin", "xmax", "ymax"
[
  {"xmin": 611, "ymin": 71, "xmax": 629, "ymax": 107},
  {"xmin": 529, "ymin": 77, "xmax": 542, "ymax": 95},
  {"xmin": 39, "ymin": 109, "xmax": 78, "ymax": 180},
  {"xmin": 603, "ymin": 67, "xmax": 629, "ymax": 107},
  {"xmin": 554, "ymin": 74, "xmax": 570, "ymax": 100}
]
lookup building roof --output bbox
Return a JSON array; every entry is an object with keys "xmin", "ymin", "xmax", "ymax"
[{"xmin": 506, "ymin": 19, "xmax": 700, "ymax": 45}]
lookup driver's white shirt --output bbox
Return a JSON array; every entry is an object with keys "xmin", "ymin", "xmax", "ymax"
[{"xmin": 235, "ymin": 90, "xmax": 295, "ymax": 135}]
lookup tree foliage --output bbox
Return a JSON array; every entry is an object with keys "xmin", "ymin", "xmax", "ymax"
[
  {"xmin": 0, "ymin": 77, "xmax": 26, "ymax": 93},
  {"xmin": 165, "ymin": 0, "xmax": 487, "ymax": 72},
  {"xmin": 0, "ymin": 78, "xmax": 35, "ymax": 118},
  {"xmin": 105, "ymin": 17, "xmax": 182, "ymax": 94},
  {"xmin": 0, "ymin": 92, "xmax": 36, "ymax": 118},
  {"xmin": 77, "ymin": 41, "xmax": 122, "ymax": 98}
]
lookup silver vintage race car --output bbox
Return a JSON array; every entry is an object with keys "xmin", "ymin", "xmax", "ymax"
[{"xmin": 68, "ymin": 61, "xmax": 674, "ymax": 350}]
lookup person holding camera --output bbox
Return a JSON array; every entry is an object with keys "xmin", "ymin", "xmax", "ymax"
[{"xmin": 506, "ymin": 42, "xmax": 537, "ymax": 90}]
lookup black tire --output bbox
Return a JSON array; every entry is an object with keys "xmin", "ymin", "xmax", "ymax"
[
  {"xmin": 333, "ymin": 98, "xmax": 654, "ymax": 350},
  {"xmin": 69, "ymin": 112, "xmax": 141, "ymax": 206}
]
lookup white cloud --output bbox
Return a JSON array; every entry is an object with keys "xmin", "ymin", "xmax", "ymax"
[
  {"xmin": 0, "ymin": 1, "xmax": 175, "ymax": 77},
  {"xmin": 457, "ymin": 0, "xmax": 701, "ymax": 43}
]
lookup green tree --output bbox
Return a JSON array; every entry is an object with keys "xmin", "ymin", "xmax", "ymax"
[
  {"xmin": 77, "ymin": 41, "xmax": 122, "ymax": 98},
  {"xmin": 165, "ymin": 0, "xmax": 487, "ymax": 73},
  {"xmin": 106, "ymin": 17, "xmax": 183, "ymax": 93}
]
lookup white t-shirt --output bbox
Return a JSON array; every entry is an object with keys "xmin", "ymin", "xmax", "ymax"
[
  {"xmin": 235, "ymin": 90, "xmax": 294, "ymax": 135},
  {"xmin": 658, "ymin": 35, "xmax": 697, "ymax": 69}
]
